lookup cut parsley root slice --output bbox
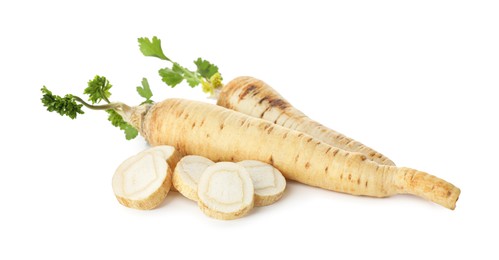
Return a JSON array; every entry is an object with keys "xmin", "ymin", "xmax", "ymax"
[
  {"xmin": 112, "ymin": 145, "xmax": 177, "ymax": 210},
  {"xmin": 197, "ymin": 162, "xmax": 254, "ymax": 220},
  {"xmin": 237, "ymin": 160, "xmax": 286, "ymax": 207},
  {"xmin": 173, "ymin": 155, "xmax": 215, "ymax": 201}
]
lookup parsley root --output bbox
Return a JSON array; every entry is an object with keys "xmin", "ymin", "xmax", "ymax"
[
  {"xmin": 173, "ymin": 156, "xmax": 286, "ymax": 207},
  {"xmin": 237, "ymin": 160, "xmax": 286, "ymax": 207},
  {"xmin": 112, "ymin": 146, "xmax": 179, "ymax": 210},
  {"xmin": 217, "ymin": 76, "xmax": 395, "ymax": 166},
  {"xmin": 173, "ymin": 155, "xmax": 215, "ymax": 201},
  {"xmin": 128, "ymin": 98, "xmax": 459, "ymax": 209},
  {"xmin": 197, "ymin": 162, "xmax": 254, "ymax": 220}
]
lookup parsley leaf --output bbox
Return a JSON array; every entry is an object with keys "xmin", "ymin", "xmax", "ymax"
[
  {"xmin": 158, "ymin": 67, "xmax": 184, "ymax": 87},
  {"xmin": 84, "ymin": 75, "xmax": 112, "ymax": 104},
  {"xmin": 106, "ymin": 109, "xmax": 138, "ymax": 140},
  {"xmin": 138, "ymin": 37, "xmax": 169, "ymax": 61},
  {"xmin": 41, "ymin": 86, "xmax": 84, "ymax": 119},
  {"xmin": 194, "ymin": 58, "xmax": 219, "ymax": 79},
  {"xmin": 136, "ymin": 78, "xmax": 154, "ymax": 104},
  {"xmin": 139, "ymin": 36, "xmax": 223, "ymax": 92}
]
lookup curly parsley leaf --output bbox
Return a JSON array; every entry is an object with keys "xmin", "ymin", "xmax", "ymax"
[
  {"xmin": 106, "ymin": 109, "xmax": 138, "ymax": 140},
  {"xmin": 41, "ymin": 86, "xmax": 84, "ymax": 119},
  {"xmin": 136, "ymin": 78, "xmax": 154, "ymax": 104},
  {"xmin": 138, "ymin": 37, "xmax": 169, "ymax": 61},
  {"xmin": 84, "ymin": 75, "xmax": 112, "ymax": 104}
]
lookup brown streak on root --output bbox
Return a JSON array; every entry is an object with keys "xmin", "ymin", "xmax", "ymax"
[
  {"xmin": 258, "ymin": 97, "xmax": 269, "ymax": 104},
  {"xmin": 239, "ymin": 85, "xmax": 257, "ymax": 100},
  {"xmin": 269, "ymin": 99, "xmax": 289, "ymax": 109},
  {"xmin": 260, "ymin": 106, "xmax": 271, "ymax": 118},
  {"xmin": 305, "ymin": 162, "xmax": 311, "ymax": 169},
  {"xmin": 269, "ymin": 156, "xmax": 274, "ymax": 165},
  {"xmin": 273, "ymin": 111, "xmax": 285, "ymax": 124},
  {"xmin": 252, "ymin": 90, "xmax": 260, "ymax": 97}
]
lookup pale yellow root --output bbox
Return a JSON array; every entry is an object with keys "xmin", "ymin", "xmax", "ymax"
[
  {"xmin": 197, "ymin": 162, "xmax": 254, "ymax": 220},
  {"xmin": 172, "ymin": 155, "xmax": 214, "ymax": 201},
  {"xmin": 136, "ymin": 99, "xmax": 460, "ymax": 210},
  {"xmin": 217, "ymin": 76, "xmax": 395, "ymax": 166},
  {"xmin": 237, "ymin": 160, "xmax": 286, "ymax": 206},
  {"xmin": 112, "ymin": 145, "xmax": 178, "ymax": 210}
]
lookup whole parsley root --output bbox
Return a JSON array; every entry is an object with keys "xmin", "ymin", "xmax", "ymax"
[
  {"xmin": 130, "ymin": 98, "xmax": 460, "ymax": 210},
  {"xmin": 218, "ymin": 77, "xmax": 395, "ymax": 166}
]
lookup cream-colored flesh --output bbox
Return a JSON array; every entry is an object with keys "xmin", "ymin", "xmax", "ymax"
[
  {"xmin": 112, "ymin": 146, "xmax": 176, "ymax": 210},
  {"xmin": 173, "ymin": 155, "xmax": 214, "ymax": 201},
  {"xmin": 237, "ymin": 160, "xmax": 286, "ymax": 206},
  {"xmin": 197, "ymin": 162, "xmax": 254, "ymax": 220}
]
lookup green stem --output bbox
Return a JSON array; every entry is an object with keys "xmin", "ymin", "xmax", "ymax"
[
  {"xmin": 73, "ymin": 96, "xmax": 126, "ymax": 111},
  {"xmin": 175, "ymin": 62, "xmax": 200, "ymax": 81}
]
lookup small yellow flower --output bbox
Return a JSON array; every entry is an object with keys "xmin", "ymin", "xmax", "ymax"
[
  {"xmin": 201, "ymin": 79, "xmax": 214, "ymax": 95},
  {"xmin": 210, "ymin": 72, "xmax": 223, "ymax": 89}
]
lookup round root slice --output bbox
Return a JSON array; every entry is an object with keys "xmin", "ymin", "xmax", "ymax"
[
  {"xmin": 135, "ymin": 145, "xmax": 182, "ymax": 194},
  {"xmin": 173, "ymin": 155, "xmax": 214, "ymax": 201},
  {"xmin": 197, "ymin": 162, "xmax": 254, "ymax": 220},
  {"xmin": 144, "ymin": 145, "xmax": 182, "ymax": 169},
  {"xmin": 238, "ymin": 160, "xmax": 286, "ymax": 206},
  {"xmin": 112, "ymin": 146, "xmax": 175, "ymax": 210}
]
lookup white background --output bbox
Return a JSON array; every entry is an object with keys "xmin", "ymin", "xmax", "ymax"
[{"xmin": 1, "ymin": 0, "xmax": 498, "ymax": 259}]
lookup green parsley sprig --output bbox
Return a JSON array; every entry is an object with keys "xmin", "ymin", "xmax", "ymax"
[
  {"xmin": 138, "ymin": 36, "xmax": 223, "ymax": 96},
  {"xmin": 41, "ymin": 76, "xmax": 154, "ymax": 140}
]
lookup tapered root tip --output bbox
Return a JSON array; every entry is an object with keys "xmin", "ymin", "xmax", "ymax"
[
  {"xmin": 397, "ymin": 167, "xmax": 461, "ymax": 210},
  {"xmin": 446, "ymin": 187, "xmax": 461, "ymax": 210}
]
